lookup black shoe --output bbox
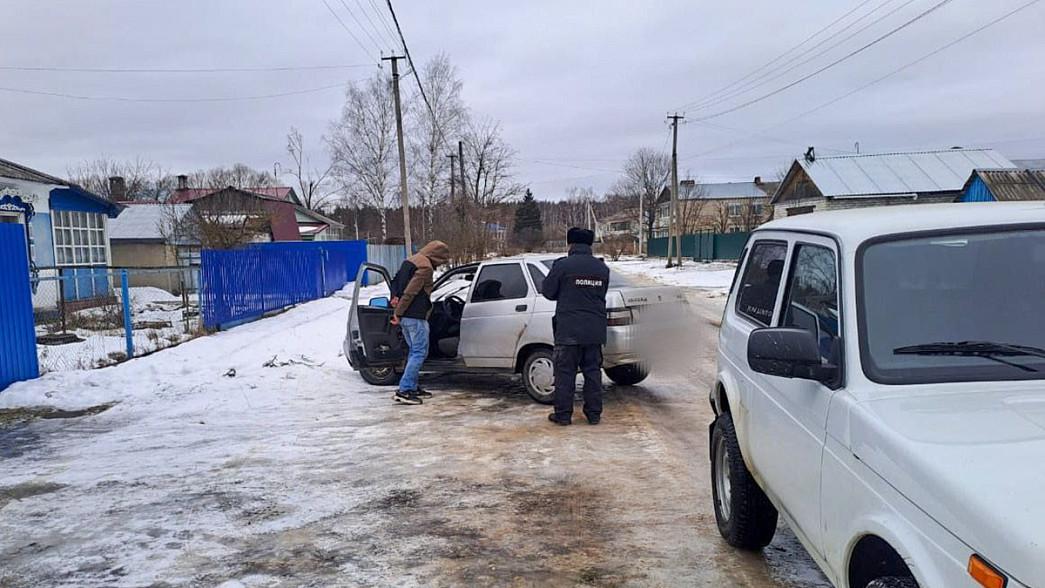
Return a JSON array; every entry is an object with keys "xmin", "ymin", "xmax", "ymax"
[
  {"xmin": 548, "ymin": 413, "xmax": 572, "ymax": 426},
  {"xmin": 393, "ymin": 391, "xmax": 422, "ymax": 405},
  {"xmin": 414, "ymin": 387, "xmax": 432, "ymax": 399},
  {"xmin": 586, "ymin": 415, "xmax": 601, "ymax": 425}
]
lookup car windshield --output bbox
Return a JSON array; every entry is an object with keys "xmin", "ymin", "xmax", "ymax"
[
  {"xmin": 859, "ymin": 228, "xmax": 1045, "ymax": 384},
  {"xmin": 540, "ymin": 259, "xmax": 630, "ymax": 287}
]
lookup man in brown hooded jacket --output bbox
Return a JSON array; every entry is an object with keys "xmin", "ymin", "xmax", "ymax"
[{"xmin": 389, "ymin": 241, "xmax": 451, "ymax": 405}]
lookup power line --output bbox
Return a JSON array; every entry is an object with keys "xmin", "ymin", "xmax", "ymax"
[
  {"xmin": 0, "ymin": 64, "xmax": 376, "ymax": 74},
  {"xmin": 353, "ymin": 0, "xmax": 399, "ymax": 50},
  {"xmin": 0, "ymin": 81, "xmax": 353, "ymax": 103},
  {"xmin": 693, "ymin": 0, "xmax": 957, "ymax": 122},
  {"xmin": 365, "ymin": 0, "xmax": 402, "ymax": 48},
  {"xmin": 688, "ymin": 0, "xmax": 919, "ymax": 113},
  {"xmin": 679, "ymin": 0, "xmax": 883, "ymax": 111},
  {"xmin": 683, "ymin": 0, "xmax": 1042, "ymax": 160},
  {"xmin": 385, "ymin": 0, "xmax": 455, "ymax": 154},
  {"xmin": 319, "ymin": 0, "xmax": 378, "ymax": 58},
  {"xmin": 336, "ymin": 0, "xmax": 389, "ymax": 55}
]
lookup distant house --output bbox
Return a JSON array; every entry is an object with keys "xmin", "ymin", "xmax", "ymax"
[
  {"xmin": 596, "ymin": 211, "xmax": 640, "ymax": 240},
  {"xmin": 0, "ymin": 157, "xmax": 124, "ymax": 307},
  {"xmin": 168, "ymin": 175, "xmax": 343, "ymax": 242},
  {"xmin": 959, "ymin": 169, "xmax": 1045, "ymax": 203},
  {"xmin": 771, "ymin": 147, "xmax": 1016, "ymax": 218},
  {"xmin": 108, "ymin": 202, "xmax": 198, "ymax": 290},
  {"xmin": 654, "ymin": 176, "xmax": 777, "ymax": 237}
]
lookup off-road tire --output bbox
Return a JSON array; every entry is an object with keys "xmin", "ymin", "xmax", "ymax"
[
  {"xmin": 866, "ymin": 577, "xmax": 919, "ymax": 588},
  {"xmin": 711, "ymin": 412, "xmax": 779, "ymax": 550},
  {"xmin": 360, "ymin": 367, "xmax": 401, "ymax": 386},
  {"xmin": 604, "ymin": 364, "xmax": 649, "ymax": 386},
  {"xmin": 522, "ymin": 348, "xmax": 556, "ymax": 404}
]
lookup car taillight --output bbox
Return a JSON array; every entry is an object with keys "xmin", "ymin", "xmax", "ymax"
[{"xmin": 607, "ymin": 307, "xmax": 633, "ymax": 326}]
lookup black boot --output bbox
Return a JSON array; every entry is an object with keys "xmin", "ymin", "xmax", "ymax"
[
  {"xmin": 548, "ymin": 413, "xmax": 572, "ymax": 426},
  {"xmin": 393, "ymin": 390, "xmax": 423, "ymax": 405}
]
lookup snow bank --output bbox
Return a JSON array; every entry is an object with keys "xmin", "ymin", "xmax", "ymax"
[{"xmin": 609, "ymin": 258, "xmax": 737, "ymax": 291}]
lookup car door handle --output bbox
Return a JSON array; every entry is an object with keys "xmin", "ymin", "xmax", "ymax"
[{"xmin": 515, "ymin": 304, "xmax": 528, "ymax": 312}]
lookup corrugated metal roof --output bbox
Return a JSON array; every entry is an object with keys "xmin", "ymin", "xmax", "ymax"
[
  {"xmin": 799, "ymin": 148, "xmax": 1015, "ymax": 198},
  {"xmin": 676, "ymin": 181, "xmax": 775, "ymax": 201},
  {"xmin": 0, "ymin": 156, "xmax": 74, "ymax": 186},
  {"xmin": 970, "ymin": 169, "xmax": 1045, "ymax": 202},
  {"xmin": 109, "ymin": 203, "xmax": 192, "ymax": 241},
  {"xmin": 168, "ymin": 186, "xmax": 297, "ymax": 204}
]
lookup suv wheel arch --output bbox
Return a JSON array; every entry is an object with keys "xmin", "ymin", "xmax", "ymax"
[{"xmin": 848, "ymin": 535, "xmax": 916, "ymax": 588}]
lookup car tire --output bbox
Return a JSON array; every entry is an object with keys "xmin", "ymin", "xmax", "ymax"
[
  {"xmin": 866, "ymin": 577, "xmax": 918, "ymax": 588},
  {"xmin": 360, "ymin": 366, "xmax": 401, "ymax": 386},
  {"xmin": 604, "ymin": 364, "xmax": 649, "ymax": 386},
  {"xmin": 522, "ymin": 348, "xmax": 556, "ymax": 404},
  {"xmin": 711, "ymin": 412, "xmax": 779, "ymax": 550}
]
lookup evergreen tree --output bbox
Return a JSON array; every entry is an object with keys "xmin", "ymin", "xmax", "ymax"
[{"xmin": 512, "ymin": 189, "xmax": 545, "ymax": 251}]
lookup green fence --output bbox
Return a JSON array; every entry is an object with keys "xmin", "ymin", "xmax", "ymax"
[{"xmin": 648, "ymin": 231, "xmax": 750, "ymax": 260}]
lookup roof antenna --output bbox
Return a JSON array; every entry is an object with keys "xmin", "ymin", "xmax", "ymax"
[
  {"xmin": 854, "ymin": 141, "xmax": 860, "ymax": 154},
  {"xmin": 804, "ymin": 146, "xmax": 816, "ymax": 163}
]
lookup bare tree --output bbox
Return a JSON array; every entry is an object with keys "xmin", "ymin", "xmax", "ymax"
[
  {"xmin": 185, "ymin": 165, "xmax": 275, "ymax": 192},
  {"xmin": 712, "ymin": 202, "xmax": 733, "ymax": 234},
  {"xmin": 161, "ymin": 191, "xmax": 275, "ymax": 250},
  {"xmin": 676, "ymin": 181, "xmax": 709, "ymax": 235},
  {"xmin": 407, "ymin": 53, "xmax": 468, "ymax": 240},
  {"xmin": 285, "ymin": 127, "xmax": 334, "ymax": 211},
  {"xmin": 68, "ymin": 156, "xmax": 174, "ymax": 201},
  {"xmin": 328, "ymin": 73, "xmax": 398, "ymax": 240},
  {"xmin": 612, "ymin": 148, "xmax": 669, "ymax": 252}
]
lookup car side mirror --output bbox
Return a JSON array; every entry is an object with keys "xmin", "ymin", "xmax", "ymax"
[
  {"xmin": 368, "ymin": 296, "xmax": 390, "ymax": 308},
  {"xmin": 747, "ymin": 327, "xmax": 837, "ymax": 384}
]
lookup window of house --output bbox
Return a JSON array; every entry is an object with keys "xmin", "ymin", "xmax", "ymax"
[
  {"xmin": 782, "ymin": 244, "xmax": 839, "ymax": 364},
  {"xmin": 735, "ymin": 241, "xmax": 787, "ymax": 325},
  {"xmin": 749, "ymin": 203, "xmax": 764, "ymax": 217},
  {"xmin": 611, "ymin": 221, "xmax": 630, "ymax": 231},
  {"xmin": 728, "ymin": 204, "xmax": 743, "ymax": 217},
  {"xmin": 472, "ymin": 263, "xmax": 529, "ymax": 302},
  {"xmin": 53, "ymin": 210, "xmax": 107, "ymax": 266},
  {"xmin": 728, "ymin": 227, "xmax": 743, "ymax": 233}
]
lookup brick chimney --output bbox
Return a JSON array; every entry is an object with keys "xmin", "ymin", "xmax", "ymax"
[
  {"xmin": 109, "ymin": 176, "xmax": 127, "ymax": 201},
  {"xmin": 176, "ymin": 174, "xmax": 188, "ymax": 190},
  {"xmin": 754, "ymin": 176, "xmax": 762, "ymax": 186}
]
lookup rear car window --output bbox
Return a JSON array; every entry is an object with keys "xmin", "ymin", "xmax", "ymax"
[
  {"xmin": 735, "ymin": 241, "xmax": 788, "ymax": 325},
  {"xmin": 473, "ymin": 263, "xmax": 529, "ymax": 302},
  {"xmin": 527, "ymin": 264, "xmax": 546, "ymax": 295}
]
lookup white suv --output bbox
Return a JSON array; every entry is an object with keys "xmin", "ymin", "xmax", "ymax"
[{"xmin": 711, "ymin": 203, "xmax": 1045, "ymax": 588}]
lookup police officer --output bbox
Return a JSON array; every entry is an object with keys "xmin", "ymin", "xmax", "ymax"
[{"xmin": 541, "ymin": 227, "xmax": 610, "ymax": 426}]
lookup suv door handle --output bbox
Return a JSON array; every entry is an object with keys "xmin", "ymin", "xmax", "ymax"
[{"xmin": 515, "ymin": 304, "xmax": 528, "ymax": 312}]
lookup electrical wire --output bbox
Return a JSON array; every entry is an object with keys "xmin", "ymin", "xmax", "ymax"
[
  {"xmin": 0, "ymin": 64, "xmax": 375, "ymax": 74},
  {"xmin": 319, "ymin": 0, "xmax": 378, "ymax": 58},
  {"xmin": 353, "ymin": 0, "xmax": 400, "ymax": 51},
  {"xmin": 337, "ymin": 0, "xmax": 389, "ymax": 55},
  {"xmin": 366, "ymin": 0, "xmax": 402, "ymax": 48},
  {"xmin": 681, "ymin": 0, "xmax": 1043, "ymax": 160},
  {"xmin": 0, "ymin": 81, "xmax": 353, "ymax": 102},
  {"xmin": 688, "ymin": 0, "xmax": 919, "ymax": 113},
  {"xmin": 679, "ymin": 0, "xmax": 883, "ymax": 110},
  {"xmin": 693, "ymin": 0, "xmax": 957, "ymax": 122}
]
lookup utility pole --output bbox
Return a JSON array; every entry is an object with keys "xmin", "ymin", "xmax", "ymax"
[
  {"xmin": 383, "ymin": 55, "xmax": 412, "ymax": 253},
  {"xmin": 667, "ymin": 113, "xmax": 684, "ymax": 268},
  {"xmin": 447, "ymin": 153, "xmax": 457, "ymax": 201},
  {"xmin": 458, "ymin": 140, "xmax": 467, "ymax": 202}
]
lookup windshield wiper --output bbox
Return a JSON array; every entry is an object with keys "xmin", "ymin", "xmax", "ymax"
[{"xmin": 894, "ymin": 341, "xmax": 1045, "ymax": 372}]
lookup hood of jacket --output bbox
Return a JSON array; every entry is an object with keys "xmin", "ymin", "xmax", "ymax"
[{"xmin": 419, "ymin": 240, "xmax": 450, "ymax": 267}]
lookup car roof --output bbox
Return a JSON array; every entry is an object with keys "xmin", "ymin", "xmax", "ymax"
[{"xmin": 759, "ymin": 202, "xmax": 1045, "ymax": 244}]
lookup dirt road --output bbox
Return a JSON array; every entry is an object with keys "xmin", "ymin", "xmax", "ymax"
[{"xmin": 0, "ymin": 292, "xmax": 830, "ymax": 587}]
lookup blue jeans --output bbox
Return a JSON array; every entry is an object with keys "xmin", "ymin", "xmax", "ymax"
[{"xmin": 398, "ymin": 317, "xmax": 429, "ymax": 392}]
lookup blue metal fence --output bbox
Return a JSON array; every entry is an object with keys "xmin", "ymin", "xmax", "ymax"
[
  {"xmin": 201, "ymin": 240, "xmax": 367, "ymax": 330},
  {"xmin": 0, "ymin": 225, "xmax": 40, "ymax": 390}
]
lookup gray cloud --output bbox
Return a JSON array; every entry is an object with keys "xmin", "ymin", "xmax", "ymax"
[{"xmin": 3, "ymin": 0, "xmax": 1043, "ymax": 199}]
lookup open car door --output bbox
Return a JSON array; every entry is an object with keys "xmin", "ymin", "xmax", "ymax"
[{"xmin": 344, "ymin": 263, "xmax": 408, "ymax": 370}]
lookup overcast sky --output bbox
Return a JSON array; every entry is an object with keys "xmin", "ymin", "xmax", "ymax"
[{"xmin": 4, "ymin": 0, "xmax": 1044, "ymax": 200}]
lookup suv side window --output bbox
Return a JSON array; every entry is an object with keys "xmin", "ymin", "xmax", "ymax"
[
  {"xmin": 736, "ymin": 241, "xmax": 787, "ymax": 325},
  {"xmin": 527, "ymin": 263, "xmax": 546, "ymax": 295},
  {"xmin": 472, "ymin": 263, "xmax": 529, "ymax": 302},
  {"xmin": 782, "ymin": 244, "xmax": 839, "ymax": 363}
]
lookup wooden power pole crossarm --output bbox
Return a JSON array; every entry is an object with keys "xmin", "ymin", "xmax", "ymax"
[{"xmin": 383, "ymin": 55, "xmax": 412, "ymax": 253}]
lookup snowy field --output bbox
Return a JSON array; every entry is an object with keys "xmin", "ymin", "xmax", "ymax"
[
  {"xmin": 609, "ymin": 257, "xmax": 737, "ymax": 293},
  {"xmin": 0, "ymin": 276, "xmax": 827, "ymax": 588},
  {"xmin": 36, "ymin": 287, "xmax": 201, "ymax": 374}
]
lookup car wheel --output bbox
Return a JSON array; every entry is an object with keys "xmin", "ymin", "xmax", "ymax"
[
  {"xmin": 711, "ymin": 412, "xmax": 778, "ymax": 550},
  {"xmin": 604, "ymin": 364, "xmax": 648, "ymax": 386},
  {"xmin": 360, "ymin": 366, "xmax": 401, "ymax": 386},
  {"xmin": 866, "ymin": 577, "xmax": 918, "ymax": 588},
  {"xmin": 522, "ymin": 348, "xmax": 556, "ymax": 404}
]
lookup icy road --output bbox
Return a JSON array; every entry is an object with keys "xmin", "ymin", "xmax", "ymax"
[{"xmin": 0, "ymin": 268, "xmax": 830, "ymax": 587}]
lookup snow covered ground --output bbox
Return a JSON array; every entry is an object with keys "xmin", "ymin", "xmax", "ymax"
[
  {"xmin": 36, "ymin": 287, "xmax": 201, "ymax": 374},
  {"xmin": 609, "ymin": 257, "xmax": 737, "ymax": 293},
  {"xmin": 0, "ymin": 278, "xmax": 828, "ymax": 588}
]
